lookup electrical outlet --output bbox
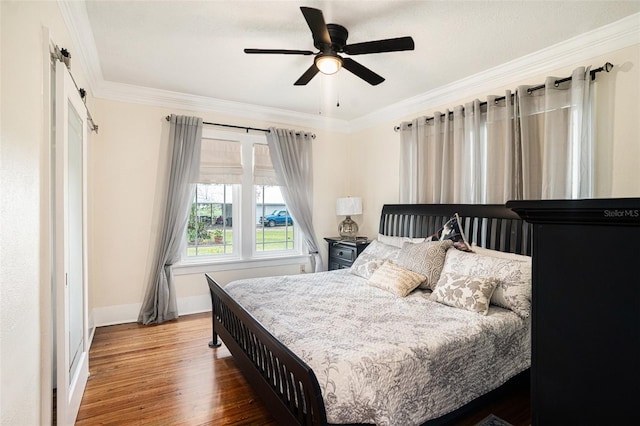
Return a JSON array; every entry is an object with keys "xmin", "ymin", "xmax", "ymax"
[{"xmin": 300, "ymin": 264, "xmax": 306, "ymax": 273}]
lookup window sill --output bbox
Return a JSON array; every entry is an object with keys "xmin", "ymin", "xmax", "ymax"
[{"xmin": 173, "ymin": 254, "xmax": 310, "ymax": 275}]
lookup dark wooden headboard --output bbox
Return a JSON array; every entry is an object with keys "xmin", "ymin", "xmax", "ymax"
[{"xmin": 379, "ymin": 203, "xmax": 532, "ymax": 256}]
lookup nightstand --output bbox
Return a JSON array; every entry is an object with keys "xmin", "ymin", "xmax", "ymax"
[{"xmin": 324, "ymin": 237, "xmax": 371, "ymax": 271}]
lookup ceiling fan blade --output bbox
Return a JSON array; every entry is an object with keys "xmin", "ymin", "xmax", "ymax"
[
  {"xmin": 343, "ymin": 36, "xmax": 415, "ymax": 55},
  {"xmin": 294, "ymin": 63, "xmax": 320, "ymax": 86},
  {"xmin": 244, "ymin": 48, "xmax": 314, "ymax": 55},
  {"xmin": 342, "ymin": 58, "xmax": 384, "ymax": 85},
  {"xmin": 300, "ymin": 7, "xmax": 331, "ymax": 47}
]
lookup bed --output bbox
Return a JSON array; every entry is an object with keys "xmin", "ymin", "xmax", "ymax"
[{"xmin": 206, "ymin": 203, "xmax": 533, "ymax": 425}]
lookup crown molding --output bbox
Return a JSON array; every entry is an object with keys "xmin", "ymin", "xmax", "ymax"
[
  {"xmin": 58, "ymin": 2, "xmax": 638, "ymax": 134},
  {"xmin": 57, "ymin": 0, "xmax": 104, "ymax": 95},
  {"xmin": 56, "ymin": 0, "xmax": 351, "ymax": 132},
  {"xmin": 349, "ymin": 12, "xmax": 640, "ymax": 132},
  {"xmin": 92, "ymin": 79, "xmax": 352, "ymax": 132}
]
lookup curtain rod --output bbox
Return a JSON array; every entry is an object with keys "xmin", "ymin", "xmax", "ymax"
[
  {"xmin": 52, "ymin": 46, "xmax": 99, "ymax": 133},
  {"xmin": 393, "ymin": 62, "xmax": 613, "ymax": 132},
  {"xmin": 164, "ymin": 116, "xmax": 316, "ymax": 139}
]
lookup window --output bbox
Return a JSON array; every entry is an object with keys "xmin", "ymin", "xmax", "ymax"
[
  {"xmin": 255, "ymin": 185, "xmax": 295, "ymax": 252},
  {"xmin": 187, "ymin": 183, "xmax": 233, "ymax": 256},
  {"xmin": 183, "ymin": 129, "xmax": 301, "ymax": 265}
]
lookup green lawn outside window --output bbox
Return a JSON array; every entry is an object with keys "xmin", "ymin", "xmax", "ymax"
[{"xmin": 187, "ymin": 227, "xmax": 294, "ymax": 256}]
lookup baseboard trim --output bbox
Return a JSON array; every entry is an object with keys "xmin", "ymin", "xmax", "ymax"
[{"xmin": 92, "ymin": 294, "xmax": 212, "ymax": 327}]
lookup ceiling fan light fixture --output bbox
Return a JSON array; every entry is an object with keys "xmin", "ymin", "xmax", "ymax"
[
  {"xmin": 315, "ymin": 54, "xmax": 343, "ymax": 75},
  {"xmin": 244, "ymin": 7, "xmax": 414, "ymax": 85}
]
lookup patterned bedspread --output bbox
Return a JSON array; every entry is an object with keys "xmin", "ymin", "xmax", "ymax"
[{"xmin": 224, "ymin": 269, "xmax": 530, "ymax": 426}]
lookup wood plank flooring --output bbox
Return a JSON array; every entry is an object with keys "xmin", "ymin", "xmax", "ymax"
[{"xmin": 76, "ymin": 312, "xmax": 530, "ymax": 425}]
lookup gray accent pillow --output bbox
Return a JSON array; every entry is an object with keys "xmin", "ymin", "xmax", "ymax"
[
  {"xmin": 396, "ymin": 240, "xmax": 453, "ymax": 290},
  {"xmin": 350, "ymin": 240, "xmax": 400, "ymax": 279}
]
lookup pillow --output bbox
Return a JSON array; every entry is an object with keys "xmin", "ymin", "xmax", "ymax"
[
  {"xmin": 350, "ymin": 240, "xmax": 400, "ymax": 279},
  {"xmin": 367, "ymin": 260, "xmax": 426, "ymax": 297},
  {"xmin": 470, "ymin": 244, "xmax": 532, "ymax": 262},
  {"xmin": 396, "ymin": 240, "xmax": 453, "ymax": 290},
  {"xmin": 377, "ymin": 233, "xmax": 426, "ymax": 248},
  {"xmin": 441, "ymin": 249, "xmax": 532, "ymax": 317},
  {"xmin": 432, "ymin": 214, "xmax": 472, "ymax": 252},
  {"xmin": 431, "ymin": 272, "xmax": 499, "ymax": 315}
]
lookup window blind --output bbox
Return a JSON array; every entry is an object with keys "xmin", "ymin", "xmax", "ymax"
[
  {"xmin": 199, "ymin": 138, "xmax": 242, "ymax": 184},
  {"xmin": 253, "ymin": 143, "xmax": 278, "ymax": 185}
]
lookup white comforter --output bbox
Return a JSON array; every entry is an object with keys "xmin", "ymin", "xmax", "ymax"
[{"xmin": 224, "ymin": 269, "xmax": 530, "ymax": 426}]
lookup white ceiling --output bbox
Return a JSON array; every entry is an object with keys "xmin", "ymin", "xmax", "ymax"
[{"xmin": 65, "ymin": 1, "xmax": 640, "ymax": 127}]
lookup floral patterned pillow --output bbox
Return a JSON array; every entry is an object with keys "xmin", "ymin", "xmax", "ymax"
[
  {"xmin": 350, "ymin": 240, "xmax": 400, "ymax": 279},
  {"xmin": 367, "ymin": 260, "xmax": 427, "ymax": 297},
  {"xmin": 431, "ymin": 272, "xmax": 499, "ymax": 315},
  {"xmin": 441, "ymin": 248, "xmax": 532, "ymax": 317},
  {"xmin": 396, "ymin": 240, "xmax": 453, "ymax": 290}
]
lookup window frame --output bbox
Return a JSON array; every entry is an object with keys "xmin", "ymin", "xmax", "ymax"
[{"xmin": 176, "ymin": 128, "xmax": 306, "ymax": 274}]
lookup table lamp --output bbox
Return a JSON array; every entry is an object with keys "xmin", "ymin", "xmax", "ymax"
[{"xmin": 336, "ymin": 197, "xmax": 362, "ymax": 240}]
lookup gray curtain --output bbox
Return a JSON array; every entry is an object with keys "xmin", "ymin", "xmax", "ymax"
[
  {"xmin": 267, "ymin": 128, "xmax": 323, "ymax": 272},
  {"xmin": 138, "ymin": 115, "xmax": 202, "ymax": 325},
  {"xmin": 399, "ymin": 66, "xmax": 594, "ymax": 203},
  {"xmin": 517, "ymin": 66, "xmax": 594, "ymax": 199},
  {"xmin": 399, "ymin": 96, "xmax": 517, "ymax": 204}
]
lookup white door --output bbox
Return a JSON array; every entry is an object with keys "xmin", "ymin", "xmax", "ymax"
[{"xmin": 55, "ymin": 60, "xmax": 89, "ymax": 425}]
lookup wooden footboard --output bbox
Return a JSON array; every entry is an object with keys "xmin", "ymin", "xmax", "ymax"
[{"xmin": 206, "ymin": 274, "xmax": 327, "ymax": 426}]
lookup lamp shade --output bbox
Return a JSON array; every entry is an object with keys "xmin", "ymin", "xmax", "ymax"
[{"xmin": 336, "ymin": 197, "xmax": 362, "ymax": 216}]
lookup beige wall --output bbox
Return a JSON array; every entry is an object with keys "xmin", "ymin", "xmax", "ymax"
[
  {"xmin": 351, "ymin": 43, "xmax": 640, "ymax": 238},
  {"xmin": 597, "ymin": 45, "xmax": 640, "ymax": 196},
  {"xmin": 89, "ymin": 99, "xmax": 352, "ymax": 316},
  {"xmin": 0, "ymin": 1, "xmax": 93, "ymax": 424}
]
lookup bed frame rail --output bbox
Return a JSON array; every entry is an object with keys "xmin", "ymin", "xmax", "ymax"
[{"xmin": 206, "ymin": 274, "xmax": 327, "ymax": 426}]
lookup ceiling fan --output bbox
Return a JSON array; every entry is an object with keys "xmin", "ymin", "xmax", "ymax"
[{"xmin": 244, "ymin": 6, "xmax": 415, "ymax": 86}]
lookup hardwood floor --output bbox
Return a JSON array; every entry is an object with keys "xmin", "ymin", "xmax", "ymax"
[
  {"xmin": 76, "ymin": 312, "xmax": 277, "ymax": 425},
  {"xmin": 76, "ymin": 312, "xmax": 530, "ymax": 425}
]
